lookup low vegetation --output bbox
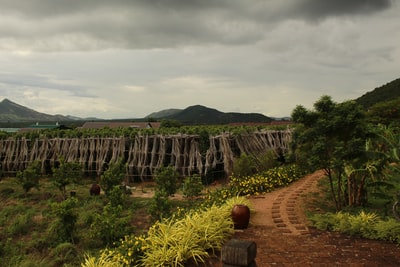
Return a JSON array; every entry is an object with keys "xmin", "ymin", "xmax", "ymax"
[
  {"xmin": 0, "ymin": 159, "xmax": 299, "ymax": 267},
  {"xmin": 1, "ymin": 92, "xmax": 400, "ymax": 266},
  {"xmin": 292, "ymin": 95, "xmax": 400, "ymax": 248}
]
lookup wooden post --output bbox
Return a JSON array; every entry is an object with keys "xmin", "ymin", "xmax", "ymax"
[{"xmin": 221, "ymin": 239, "xmax": 257, "ymax": 267}]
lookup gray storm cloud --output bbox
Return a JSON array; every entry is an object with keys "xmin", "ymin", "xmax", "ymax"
[
  {"xmin": 292, "ymin": 0, "xmax": 392, "ymax": 19},
  {"xmin": 0, "ymin": 0, "xmax": 398, "ymax": 119},
  {"xmin": 0, "ymin": 0, "xmax": 393, "ymax": 51}
]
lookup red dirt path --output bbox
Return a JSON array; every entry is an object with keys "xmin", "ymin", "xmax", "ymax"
[{"xmin": 206, "ymin": 170, "xmax": 400, "ymax": 267}]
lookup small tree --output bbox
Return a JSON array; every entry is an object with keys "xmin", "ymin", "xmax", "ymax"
[
  {"xmin": 52, "ymin": 157, "xmax": 82, "ymax": 199},
  {"xmin": 233, "ymin": 153, "xmax": 257, "ymax": 177},
  {"xmin": 16, "ymin": 160, "xmax": 41, "ymax": 195},
  {"xmin": 50, "ymin": 197, "xmax": 78, "ymax": 244},
  {"xmin": 90, "ymin": 203, "xmax": 131, "ymax": 246},
  {"xmin": 183, "ymin": 174, "xmax": 203, "ymax": 199},
  {"xmin": 154, "ymin": 165, "xmax": 179, "ymax": 197},
  {"xmin": 148, "ymin": 166, "xmax": 179, "ymax": 220},
  {"xmin": 100, "ymin": 159, "xmax": 125, "ymax": 196},
  {"xmin": 160, "ymin": 119, "xmax": 183, "ymax": 128},
  {"xmin": 256, "ymin": 150, "xmax": 281, "ymax": 172},
  {"xmin": 148, "ymin": 190, "xmax": 172, "ymax": 220},
  {"xmin": 291, "ymin": 96, "xmax": 371, "ymax": 210}
]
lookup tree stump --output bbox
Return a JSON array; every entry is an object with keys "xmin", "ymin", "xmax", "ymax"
[{"xmin": 221, "ymin": 239, "xmax": 257, "ymax": 267}]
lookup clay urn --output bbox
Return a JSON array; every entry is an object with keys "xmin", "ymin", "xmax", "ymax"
[{"xmin": 231, "ymin": 204, "xmax": 250, "ymax": 229}]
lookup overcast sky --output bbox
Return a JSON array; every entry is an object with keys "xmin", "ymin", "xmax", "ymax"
[{"xmin": 0, "ymin": 0, "xmax": 399, "ymax": 119}]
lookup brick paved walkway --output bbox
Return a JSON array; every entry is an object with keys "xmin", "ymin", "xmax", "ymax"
[{"xmin": 209, "ymin": 171, "xmax": 400, "ymax": 267}]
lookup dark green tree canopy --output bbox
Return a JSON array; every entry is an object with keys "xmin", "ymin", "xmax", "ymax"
[{"xmin": 291, "ymin": 95, "xmax": 371, "ymax": 210}]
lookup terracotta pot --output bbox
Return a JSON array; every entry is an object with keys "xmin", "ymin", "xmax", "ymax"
[
  {"xmin": 90, "ymin": 183, "xmax": 101, "ymax": 196},
  {"xmin": 231, "ymin": 204, "xmax": 250, "ymax": 229}
]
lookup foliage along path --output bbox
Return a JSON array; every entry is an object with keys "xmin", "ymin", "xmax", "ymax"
[{"xmin": 218, "ymin": 170, "xmax": 400, "ymax": 266}]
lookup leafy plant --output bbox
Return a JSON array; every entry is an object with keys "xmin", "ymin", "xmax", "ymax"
[
  {"xmin": 16, "ymin": 160, "xmax": 41, "ymax": 194},
  {"xmin": 309, "ymin": 211, "xmax": 400, "ymax": 244},
  {"xmin": 52, "ymin": 157, "xmax": 82, "ymax": 198},
  {"xmin": 154, "ymin": 165, "xmax": 179, "ymax": 197},
  {"xmin": 291, "ymin": 95, "xmax": 377, "ymax": 210},
  {"xmin": 100, "ymin": 159, "xmax": 125, "ymax": 196},
  {"xmin": 50, "ymin": 242, "xmax": 79, "ymax": 266},
  {"xmin": 148, "ymin": 190, "xmax": 172, "ymax": 221},
  {"xmin": 233, "ymin": 153, "xmax": 257, "ymax": 177},
  {"xmin": 256, "ymin": 150, "xmax": 281, "ymax": 172},
  {"xmin": 372, "ymin": 218, "xmax": 400, "ymax": 244},
  {"xmin": 229, "ymin": 164, "xmax": 305, "ymax": 196},
  {"xmin": 107, "ymin": 185, "xmax": 128, "ymax": 207},
  {"xmin": 7, "ymin": 210, "xmax": 35, "ymax": 237},
  {"xmin": 141, "ymin": 201, "xmax": 235, "ymax": 267},
  {"xmin": 102, "ymin": 234, "xmax": 148, "ymax": 266},
  {"xmin": 50, "ymin": 197, "xmax": 79, "ymax": 244},
  {"xmin": 81, "ymin": 252, "xmax": 123, "ymax": 267},
  {"xmin": 94, "ymin": 196, "xmax": 240, "ymax": 267},
  {"xmin": 182, "ymin": 174, "xmax": 203, "ymax": 199},
  {"xmin": 90, "ymin": 203, "xmax": 131, "ymax": 246}
]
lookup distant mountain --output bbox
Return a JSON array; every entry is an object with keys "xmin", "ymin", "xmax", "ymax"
[
  {"xmin": 355, "ymin": 78, "xmax": 400, "ymax": 108},
  {"xmin": 146, "ymin": 108, "xmax": 182, "ymax": 119},
  {"xmin": 155, "ymin": 105, "xmax": 274, "ymax": 124},
  {"xmin": 0, "ymin": 98, "xmax": 72, "ymax": 122}
]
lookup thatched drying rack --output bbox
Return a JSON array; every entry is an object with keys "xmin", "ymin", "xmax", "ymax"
[{"xmin": 0, "ymin": 129, "xmax": 292, "ymax": 181}]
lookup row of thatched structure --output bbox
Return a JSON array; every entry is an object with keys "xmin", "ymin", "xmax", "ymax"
[{"xmin": 0, "ymin": 129, "xmax": 292, "ymax": 181}]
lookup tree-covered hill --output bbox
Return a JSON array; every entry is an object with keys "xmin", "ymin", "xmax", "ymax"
[
  {"xmin": 355, "ymin": 78, "xmax": 400, "ymax": 109},
  {"xmin": 145, "ymin": 108, "xmax": 182, "ymax": 119},
  {"xmin": 0, "ymin": 98, "xmax": 70, "ymax": 122},
  {"xmin": 162, "ymin": 105, "xmax": 273, "ymax": 125}
]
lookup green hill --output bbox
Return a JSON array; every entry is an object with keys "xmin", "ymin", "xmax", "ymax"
[
  {"xmin": 146, "ymin": 108, "xmax": 182, "ymax": 119},
  {"xmin": 162, "ymin": 105, "xmax": 273, "ymax": 124},
  {"xmin": 355, "ymin": 78, "xmax": 400, "ymax": 108},
  {"xmin": 0, "ymin": 98, "xmax": 70, "ymax": 122}
]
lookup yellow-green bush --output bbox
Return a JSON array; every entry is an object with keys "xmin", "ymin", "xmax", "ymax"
[
  {"xmin": 92, "ymin": 197, "xmax": 246, "ymax": 267},
  {"xmin": 141, "ymin": 202, "xmax": 235, "ymax": 267},
  {"xmin": 81, "ymin": 252, "xmax": 123, "ymax": 267},
  {"xmin": 102, "ymin": 234, "xmax": 147, "ymax": 266},
  {"xmin": 230, "ymin": 164, "xmax": 305, "ymax": 196},
  {"xmin": 310, "ymin": 211, "xmax": 400, "ymax": 244}
]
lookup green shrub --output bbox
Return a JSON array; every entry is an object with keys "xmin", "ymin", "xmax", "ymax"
[
  {"xmin": 203, "ymin": 187, "xmax": 236, "ymax": 208},
  {"xmin": 50, "ymin": 197, "xmax": 79, "ymax": 244},
  {"xmin": 229, "ymin": 164, "xmax": 305, "ymax": 196},
  {"xmin": 90, "ymin": 203, "xmax": 131, "ymax": 246},
  {"xmin": 154, "ymin": 166, "xmax": 179, "ymax": 197},
  {"xmin": 182, "ymin": 174, "xmax": 203, "ymax": 199},
  {"xmin": 13, "ymin": 258, "xmax": 49, "ymax": 267},
  {"xmin": 310, "ymin": 211, "xmax": 400, "ymax": 244},
  {"xmin": 28, "ymin": 232, "xmax": 52, "ymax": 254},
  {"xmin": 0, "ymin": 237, "xmax": 18, "ymax": 262},
  {"xmin": 256, "ymin": 150, "xmax": 281, "ymax": 172},
  {"xmin": 141, "ymin": 201, "xmax": 234, "ymax": 267},
  {"xmin": 50, "ymin": 242, "xmax": 79, "ymax": 266},
  {"xmin": 347, "ymin": 211, "xmax": 380, "ymax": 237},
  {"xmin": 81, "ymin": 252, "xmax": 123, "ymax": 267},
  {"xmin": 7, "ymin": 210, "xmax": 35, "ymax": 237},
  {"xmin": 102, "ymin": 234, "xmax": 147, "ymax": 266},
  {"xmin": 100, "ymin": 159, "xmax": 125, "ymax": 196},
  {"xmin": 90, "ymin": 196, "xmax": 242, "ymax": 267},
  {"xmin": 148, "ymin": 190, "xmax": 172, "ymax": 221},
  {"xmin": 107, "ymin": 185, "xmax": 128, "ymax": 207},
  {"xmin": 373, "ymin": 218, "xmax": 400, "ymax": 244},
  {"xmin": 233, "ymin": 153, "xmax": 257, "ymax": 177},
  {"xmin": 52, "ymin": 158, "xmax": 82, "ymax": 198},
  {"xmin": 16, "ymin": 160, "xmax": 41, "ymax": 194}
]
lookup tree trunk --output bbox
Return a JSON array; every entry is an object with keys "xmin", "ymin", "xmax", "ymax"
[
  {"xmin": 325, "ymin": 168, "xmax": 340, "ymax": 211},
  {"xmin": 355, "ymin": 175, "xmax": 367, "ymax": 206}
]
